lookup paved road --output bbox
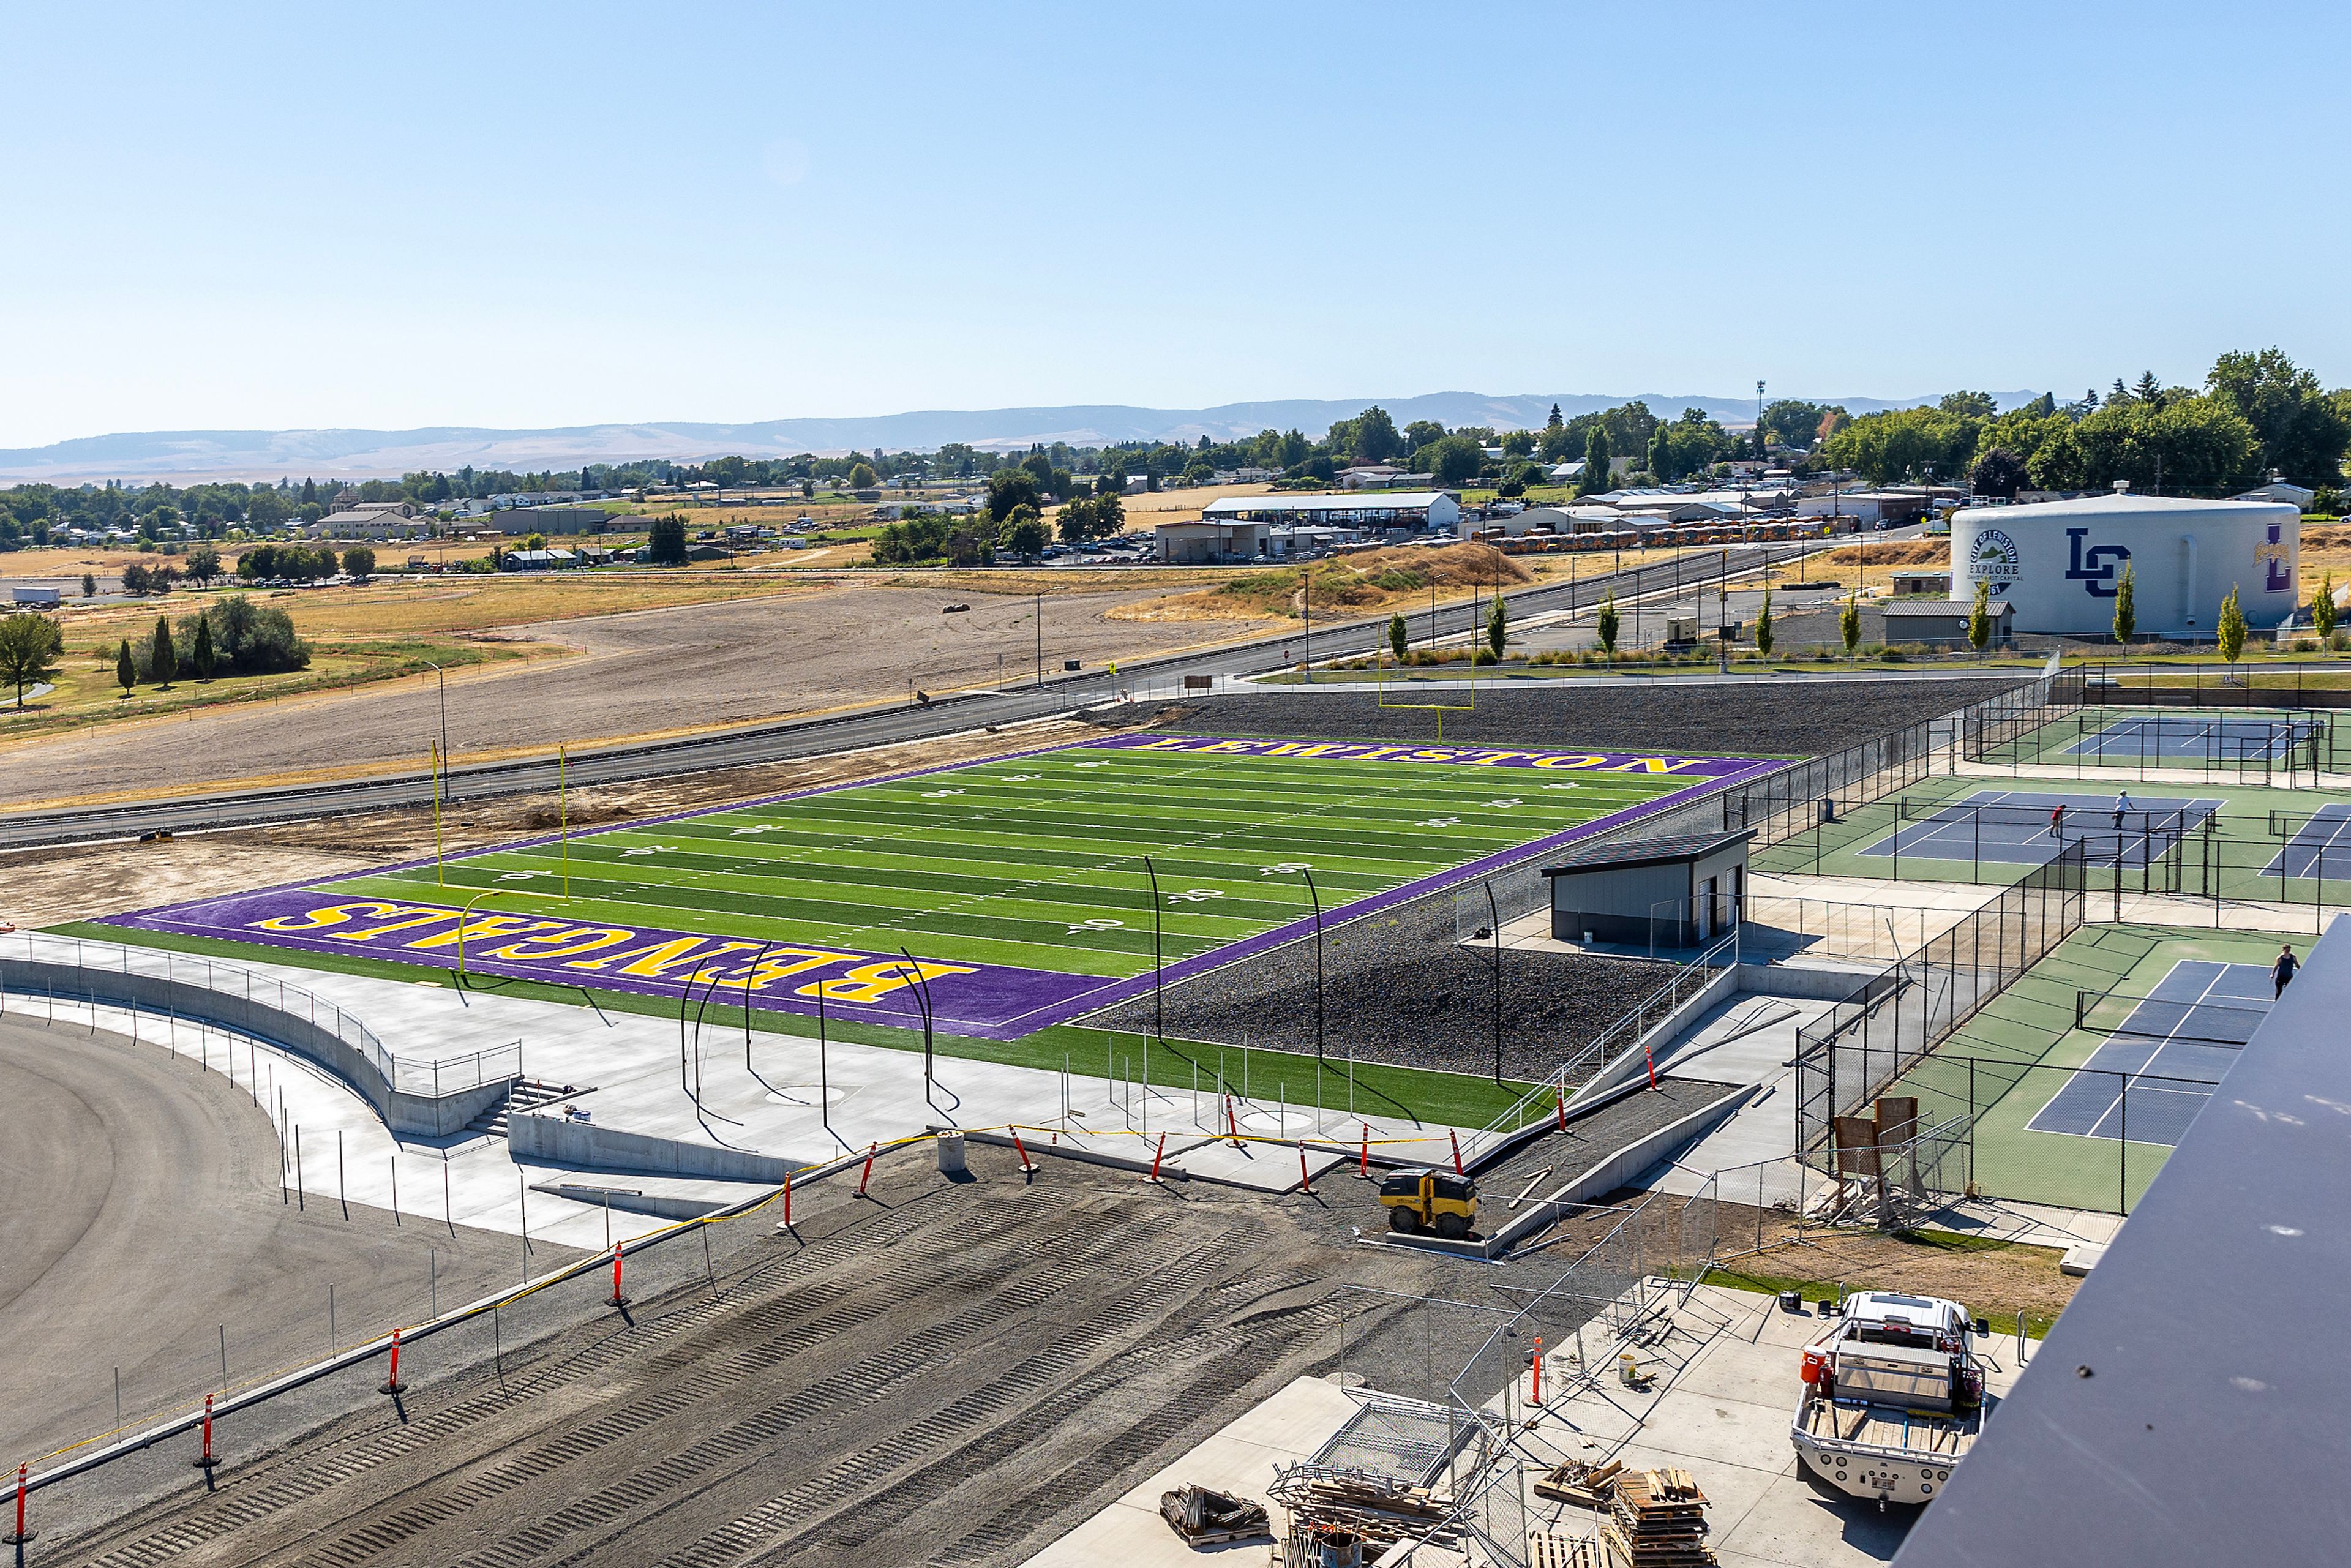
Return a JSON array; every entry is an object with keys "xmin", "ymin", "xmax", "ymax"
[
  {"xmin": 0, "ymin": 1017, "xmax": 567, "ymax": 1473},
  {"xmin": 0, "ymin": 539, "xmax": 1854, "ymax": 850}
]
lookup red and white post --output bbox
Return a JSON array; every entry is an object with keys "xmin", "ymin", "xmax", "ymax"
[
  {"xmin": 380, "ymin": 1326, "xmax": 408, "ymax": 1395},
  {"xmin": 608, "ymin": 1244, "xmax": 629, "ymax": 1308},
  {"xmin": 5, "ymin": 1462, "xmax": 31, "ymax": 1545},
  {"xmin": 1555, "ymin": 1090, "xmax": 1568, "ymax": 1131},
  {"xmin": 1449, "ymin": 1129, "xmax": 1464, "ymax": 1177},
  {"xmin": 1297, "ymin": 1144, "xmax": 1313, "ymax": 1195},
  {"xmin": 857, "ymin": 1142, "xmax": 878, "ymax": 1197},
  {"xmin": 1011, "ymin": 1127, "xmax": 1039, "ymax": 1176},
  {"xmin": 1356, "ymin": 1123, "xmax": 1371, "ymax": 1180},
  {"xmin": 1529, "ymin": 1337, "xmax": 1545, "ymax": 1406},
  {"xmin": 193, "ymin": 1394, "xmax": 219, "ymax": 1469},
  {"xmin": 1144, "ymin": 1132, "xmax": 1167, "ymax": 1184}
]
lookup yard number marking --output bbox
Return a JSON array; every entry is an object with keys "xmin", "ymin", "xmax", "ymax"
[
  {"xmin": 1072, "ymin": 761, "xmax": 1108, "ymax": 769},
  {"xmin": 620, "ymin": 844, "xmax": 676, "ymax": 857},
  {"xmin": 1483, "ymin": 798, "xmax": 1524, "ymax": 809},
  {"xmin": 1067, "ymin": 917, "xmax": 1127, "ymax": 934},
  {"xmin": 1001, "ymin": 774, "xmax": 1039, "ymax": 782},
  {"xmin": 730, "ymin": 823, "xmax": 784, "ymax": 836},
  {"xmin": 1543, "ymin": 782, "xmax": 1580, "ymax": 790},
  {"xmin": 495, "ymin": 870, "xmax": 544, "ymax": 882},
  {"xmin": 922, "ymin": 788, "xmax": 966, "ymax": 798},
  {"xmin": 1167, "ymin": 888, "xmax": 1224, "ymax": 904},
  {"xmin": 1258, "ymin": 861, "xmax": 1312, "ymax": 876},
  {"xmin": 1418, "ymin": 817, "xmax": 1461, "ymax": 828}
]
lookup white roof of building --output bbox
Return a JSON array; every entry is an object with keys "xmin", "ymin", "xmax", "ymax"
[
  {"xmin": 1199, "ymin": 492, "xmax": 1453, "ymax": 516},
  {"xmin": 1956, "ymin": 492, "xmax": 2296, "ymax": 522}
]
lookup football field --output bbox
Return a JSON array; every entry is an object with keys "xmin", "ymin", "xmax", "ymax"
[{"xmin": 111, "ymin": 732, "xmax": 1780, "ymax": 1039}]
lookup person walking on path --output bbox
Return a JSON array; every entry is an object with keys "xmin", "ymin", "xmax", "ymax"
[
  {"xmin": 2049, "ymin": 802, "xmax": 2067, "ymax": 841},
  {"xmin": 2274, "ymin": 943, "xmax": 2299, "ymax": 999}
]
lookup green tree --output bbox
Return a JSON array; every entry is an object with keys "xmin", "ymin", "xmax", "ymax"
[
  {"xmin": 985, "ymin": 469, "xmax": 1040, "ymax": 524},
  {"xmin": 846, "ymin": 462, "xmax": 879, "ymax": 490},
  {"xmin": 1969, "ymin": 448, "xmax": 2029, "ymax": 498},
  {"xmin": 1840, "ymin": 595, "xmax": 1861, "ymax": 662},
  {"xmin": 1596, "ymin": 591, "xmax": 1619, "ymax": 655},
  {"xmin": 192, "ymin": 613, "xmax": 216, "ymax": 681},
  {"xmin": 1486, "ymin": 594, "xmax": 1508, "ymax": 660},
  {"xmin": 1002, "ymin": 509, "xmax": 1050, "ymax": 559},
  {"xmin": 647, "ymin": 514, "xmax": 688, "ymax": 566},
  {"xmin": 1968, "ymin": 579, "xmax": 1992, "ymax": 655},
  {"xmin": 1646, "ymin": 426, "xmax": 1670, "ymax": 481},
  {"xmin": 1754, "ymin": 587, "xmax": 1774, "ymax": 658},
  {"xmin": 2113, "ymin": 561, "xmax": 2136, "ymax": 642},
  {"xmin": 0, "ymin": 612, "xmax": 63, "ymax": 708},
  {"xmin": 1579, "ymin": 428, "xmax": 1611, "ymax": 496},
  {"xmin": 2205, "ymin": 348, "xmax": 2351, "ymax": 488},
  {"xmin": 342, "ymin": 546, "xmax": 377, "ymax": 578},
  {"xmin": 185, "ymin": 544, "xmax": 221, "ymax": 584},
  {"xmin": 2316, "ymin": 572, "xmax": 2337, "ymax": 640},
  {"xmin": 1388, "ymin": 612, "xmax": 1409, "ymax": 662},
  {"xmin": 116, "ymin": 637, "xmax": 135, "ymax": 697},
  {"xmin": 150, "ymin": 615, "xmax": 178, "ymax": 688},
  {"xmin": 81, "ymin": 572, "xmax": 96, "ymax": 597},
  {"xmin": 1423, "ymin": 436, "xmax": 1482, "ymax": 489},
  {"xmin": 2217, "ymin": 583, "xmax": 2247, "ymax": 669}
]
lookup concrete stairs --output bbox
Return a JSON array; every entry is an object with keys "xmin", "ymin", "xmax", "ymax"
[{"xmin": 468, "ymin": 1077, "xmax": 589, "ymax": 1139}]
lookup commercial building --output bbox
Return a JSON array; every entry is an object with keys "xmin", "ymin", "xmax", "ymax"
[
  {"xmin": 1952, "ymin": 490, "xmax": 2300, "ymax": 639},
  {"xmin": 1197, "ymin": 491, "xmax": 1461, "ymax": 534},
  {"xmin": 1153, "ymin": 519, "xmax": 1272, "ymax": 563}
]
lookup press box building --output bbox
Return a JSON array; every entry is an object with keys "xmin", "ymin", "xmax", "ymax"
[{"xmin": 1952, "ymin": 490, "xmax": 2300, "ymax": 639}]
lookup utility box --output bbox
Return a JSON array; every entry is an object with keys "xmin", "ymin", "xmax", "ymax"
[{"xmin": 936, "ymin": 1131, "xmax": 966, "ymax": 1175}]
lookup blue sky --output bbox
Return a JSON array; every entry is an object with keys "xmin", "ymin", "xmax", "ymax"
[{"xmin": 2, "ymin": 1, "xmax": 2343, "ymax": 445}]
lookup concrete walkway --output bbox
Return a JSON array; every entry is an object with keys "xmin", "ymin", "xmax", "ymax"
[{"xmin": 3, "ymin": 937, "xmax": 1477, "ymax": 1247}]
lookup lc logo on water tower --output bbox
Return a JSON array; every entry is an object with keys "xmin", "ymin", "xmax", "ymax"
[{"xmin": 2064, "ymin": 528, "xmax": 2132, "ymax": 598}]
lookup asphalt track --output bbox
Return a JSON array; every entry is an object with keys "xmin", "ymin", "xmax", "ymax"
[
  {"xmin": 0, "ymin": 1018, "xmax": 571, "ymax": 1474},
  {"xmin": 0, "ymin": 541, "xmax": 1845, "ymax": 850}
]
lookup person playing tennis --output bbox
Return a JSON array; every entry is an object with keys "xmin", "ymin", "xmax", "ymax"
[{"xmin": 2049, "ymin": 802, "xmax": 2067, "ymax": 840}]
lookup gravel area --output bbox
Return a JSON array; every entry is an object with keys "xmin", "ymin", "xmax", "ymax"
[
  {"xmin": 1149, "ymin": 676, "xmax": 2032, "ymax": 757},
  {"xmin": 1102, "ymin": 916, "xmax": 1676, "ymax": 1081}
]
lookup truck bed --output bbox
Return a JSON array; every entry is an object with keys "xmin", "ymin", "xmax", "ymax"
[{"xmin": 1798, "ymin": 1394, "xmax": 1979, "ymax": 1459}]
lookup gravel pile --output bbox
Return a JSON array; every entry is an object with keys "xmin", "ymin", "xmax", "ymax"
[
  {"xmin": 1125, "ymin": 675, "xmax": 2030, "ymax": 757},
  {"xmin": 1098, "ymin": 899, "xmax": 1676, "ymax": 1081}
]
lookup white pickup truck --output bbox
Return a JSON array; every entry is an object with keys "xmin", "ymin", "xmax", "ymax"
[{"xmin": 1791, "ymin": 1290, "xmax": 1992, "ymax": 1508}]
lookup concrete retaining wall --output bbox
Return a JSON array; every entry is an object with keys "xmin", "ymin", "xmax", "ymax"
[
  {"xmin": 1485, "ymin": 1082, "xmax": 1759, "ymax": 1257},
  {"xmin": 1736, "ymin": 961, "xmax": 1888, "ymax": 1002},
  {"xmin": 508, "ymin": 1112, "xmax": 806, "ymax": 1184},
  {"xmin": 0, "ymin": 956, "xmax": 508, "ymax": 1136}
]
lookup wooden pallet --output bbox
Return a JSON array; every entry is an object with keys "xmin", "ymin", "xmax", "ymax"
[
  {"xmin": 1534, "ymin": 1459, "xmax": 1624, "ymax": 1509},
  {"xmin": 1528, "ymin": 1530, "xmax": 1619, "ymax": 1568}
]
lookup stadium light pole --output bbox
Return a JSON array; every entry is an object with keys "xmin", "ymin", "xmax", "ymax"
[
  {"xmin": 1144, "ymin": 856, "xmax": 1164, "ymax": 1045},
  {"xmin": 1485, "ymin": 882, "xmax": 1504, "ymax": 1084},
  {"xmin": 1303, "ymin": 869, "xmax": 1325, "ymax": 1066}
]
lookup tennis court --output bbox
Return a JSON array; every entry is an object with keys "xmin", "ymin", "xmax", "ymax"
[
  {"xmin": 2061, "ymin": 712, "xmax": 2324, "ymax": 765},
  {"xmin": 1856, "ymin": 789, "xmax": 2222, "ymax": 870},
  {"xmin": 2266, "ymin": 801, "xmax": 2351, "ymax": 880},
  {"xmin": 2023, "ymin": 959, "xmax": 2270, "ymax": 1147}
]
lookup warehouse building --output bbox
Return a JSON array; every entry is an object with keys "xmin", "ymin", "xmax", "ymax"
[
  {"xmin": 1952, "ymin": 489, "xmax": 2300, "ymax": 639},
  {"xmin": 1196, "ymin": 490, "xmax": 1461, "ymax": 533}
]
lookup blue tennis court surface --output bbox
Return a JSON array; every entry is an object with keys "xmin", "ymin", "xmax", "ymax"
[
  {"xmin": 2063, "ymin": 713, "xmax": 2323, "ymax": 763},
  {"xmin": 2265, "ymin": 801, "xmax": 2351, "ymax": 881},
  {"xmin": 1858, "ymin": 790, "xmax": 2221, "ymax": 868},
  {"xmin": 2025, "ymin": 960, "xmax": 2272, "ymax": 1146}
]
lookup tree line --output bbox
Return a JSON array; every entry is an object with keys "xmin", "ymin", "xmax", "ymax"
[{"xmin": 1821, "ymin": 350, "xmax": 2350, "ymax": 498}]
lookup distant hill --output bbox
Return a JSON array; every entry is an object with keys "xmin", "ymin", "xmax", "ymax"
[{"xmin": 0, "ymin": 389, "xmax": 2042, "ymax": 482}]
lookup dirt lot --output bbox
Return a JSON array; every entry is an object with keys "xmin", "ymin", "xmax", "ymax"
[
  {"xmin": 0, "ymin": 578, "xmax": 1258, "ymax": 811},
  {"xmin": 0, "ymin": 716, "xmax": 1116, "ymax": 928}
]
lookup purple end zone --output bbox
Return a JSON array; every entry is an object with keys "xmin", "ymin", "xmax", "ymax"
[{"xmin": 100, "ymin": 737, "xmax": 1787, "ymax": 1041}]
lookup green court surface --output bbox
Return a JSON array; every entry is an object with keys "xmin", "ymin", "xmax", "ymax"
[
  {"xmin": 1973, "ymin": 705, "xmax": 2342, "ymax": 781},
  {"xmin": 334, "ymin": 739, "xmax": 1700, "ymax": 981},
  {"xmin": 1753, "ymin": 767, "xmax": 2351, "ymax": 910},
  {"xmin": 1888, "ymin": 924, "xmax": 2292, "ymax": 1212}
]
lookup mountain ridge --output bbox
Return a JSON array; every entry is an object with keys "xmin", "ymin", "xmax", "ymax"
[{"xmin": 0, "ymin": 389, "xmax": 2042, "ymax": 482}]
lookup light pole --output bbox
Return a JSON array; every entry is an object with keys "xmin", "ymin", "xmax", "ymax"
[
  {"xmin": 1034, "ymin": 591, "xmax": 1043, "ymax": 687},
  {"xmin": 1303, "ymin": 869, "xmax": 1325, "ymax": 1066},
  {"xmin": 1143, "ymin": 857, "xmax": 1164, "ymax": 1045}
]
